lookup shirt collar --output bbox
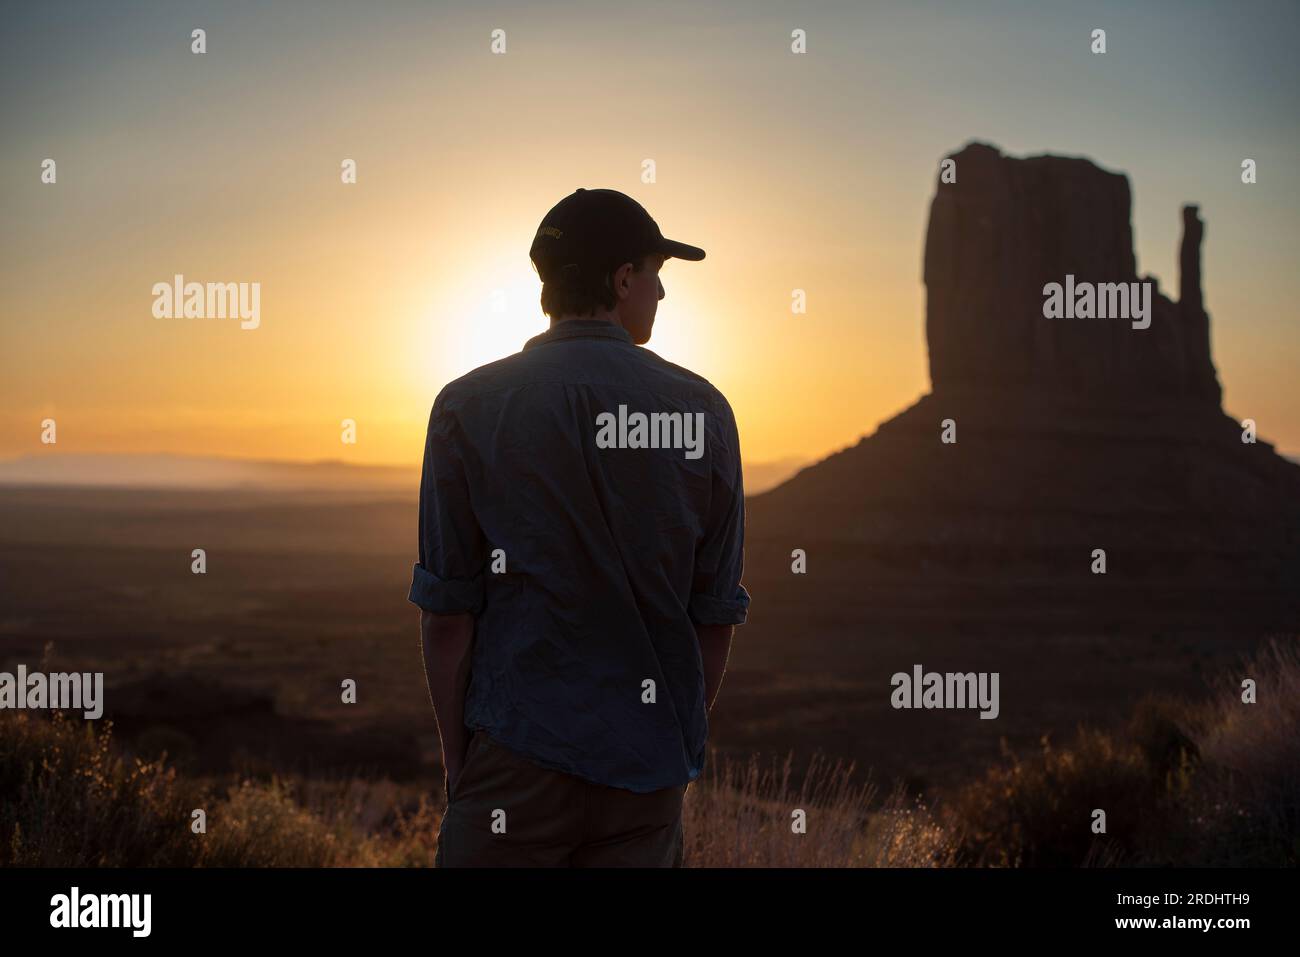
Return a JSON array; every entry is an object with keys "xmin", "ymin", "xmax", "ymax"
[{"xmin": 523, "ymin": 319, "xmax": 632, "ymax": 351}]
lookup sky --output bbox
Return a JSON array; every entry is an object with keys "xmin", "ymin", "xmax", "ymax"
[{"xmin": 2, "ymin": 0, "xmax": 1298, "ymax": 471}]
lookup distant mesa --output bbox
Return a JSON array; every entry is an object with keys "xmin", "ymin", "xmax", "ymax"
[
  {"xmin": 0, "ymin": 453, "xmax": 416, "ymax": 494},
  {"xmin": 749, "ymin": 142, "xmax": 1300, "ymax": 628},
  {"xmin": 0, "ymin": 451, "xmax": 799, "ymax": 496},
  {"xmin": 924, "ymin": 141, "xmax": 1219, "ymax": 403}
]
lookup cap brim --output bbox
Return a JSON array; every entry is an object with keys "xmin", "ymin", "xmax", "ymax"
[{"xmin": 660, "ymin": 238, "xmax": 706, "ymax": 261}]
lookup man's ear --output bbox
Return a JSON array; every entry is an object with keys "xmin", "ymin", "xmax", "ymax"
[{"xmin": 610, "ymin": 261, "xmax": 635, "ymax": 299}]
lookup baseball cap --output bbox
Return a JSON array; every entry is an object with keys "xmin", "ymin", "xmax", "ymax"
[{"xmin": 529, "ymin": 188, "xmax": 705, "ymax": 283}]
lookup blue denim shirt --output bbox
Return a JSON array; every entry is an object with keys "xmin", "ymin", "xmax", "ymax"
[{"xmin": 409, "ymin": 319, "xmax": 750, "ymax": 793}]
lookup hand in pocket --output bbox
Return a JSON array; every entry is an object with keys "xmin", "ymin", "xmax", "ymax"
[{"xmin": 445, "ymin": 732, "xmax": 479, "ymax": 802}]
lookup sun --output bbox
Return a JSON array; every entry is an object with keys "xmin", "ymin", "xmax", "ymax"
[
  {"xmin": 416, "ymin": 265, "xmax": 550, "ymax": 387},
  {"xmin": 415, "ymin": 258, "xmax": 715, "ymax": 393},
  {"xmin": 453, "ymin": 278, "xmax": 550, "ymax": 375}
]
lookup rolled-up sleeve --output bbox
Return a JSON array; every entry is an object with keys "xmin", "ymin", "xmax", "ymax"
[
  {"xmin": 408, "ymin": 401, "xmax": 487, "ymax": 615},
  {"xmin": 688, "ymin": 397, "xmax": 751, "ymax": 626}
]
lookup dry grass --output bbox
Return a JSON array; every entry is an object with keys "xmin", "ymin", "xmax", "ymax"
[
  {"xmin": 0, "ymin": 711, "xmax": 442, "ymax": 867},
  {"xmin": 3, "ymin": 635, "xmax": 1294, "ymax": 867},
  {"xmin": 944, "ymin": 635, "xmax": 1299, "ymax": 866},
  {"xmin": 0, "ymin": 709, "xmax": 212, "ymax": 866},
  {"xmin": 0, "ymin": 708, "xmax": 953, "ymax": 867},
  {"xmin": 683, "ymin": 747, "xmax": 956, "ymax": 866},
  {"xmin": 1187, "ymin": 637, "xmax": 1300, "ymax": 865}
]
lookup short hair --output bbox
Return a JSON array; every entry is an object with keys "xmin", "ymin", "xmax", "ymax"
[{"xmin": 539, "ymin": 254, "xmax": 651, "ymax": 320}]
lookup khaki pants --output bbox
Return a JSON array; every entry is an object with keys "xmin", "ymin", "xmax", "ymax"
[{"xmin": 435, "ymin": 730, "xmax": 687, "ymax": 867}]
